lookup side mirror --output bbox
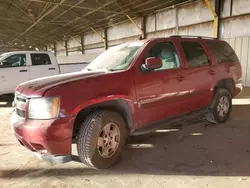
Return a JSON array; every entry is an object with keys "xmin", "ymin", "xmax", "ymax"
[
  {"xmin": 142, "ymin": 57, "xmax": 162, "ymax": 71},
  {"xmin": 0, "ymin": 60, "xmax": 9, "ymax": 68}
]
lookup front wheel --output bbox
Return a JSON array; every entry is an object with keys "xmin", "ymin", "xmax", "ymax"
[
  {"xmin": 206, "ymin": 88, "xmax": 232, "ymax": 124},
  {"xmin": 77, "ymin": 110, "xmax": 127, "ymax": 169}
]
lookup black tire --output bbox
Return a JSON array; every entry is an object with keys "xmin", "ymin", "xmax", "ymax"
[
  {"xmin": 206, "ymin": 88, "xmax": 232, "ymax": 124},
  {"xmin": 77, "ymin": 110, "xmax": 127, "ymax": 169}
]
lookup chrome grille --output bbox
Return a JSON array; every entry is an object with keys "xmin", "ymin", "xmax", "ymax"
[
  {"xmin": 14, "ymin": 92, "xmax": 27, "ymax": 118},
  {"xmin": 16, "ymin": 108, "xmax": 26, "ymax": 117},
  {"xmin": 16, "ymin": 96, "xmax": 26, "ymax": 103}
]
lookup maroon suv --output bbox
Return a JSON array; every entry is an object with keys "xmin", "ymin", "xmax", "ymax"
[{"xmin": 11, "ymin": 36, "xmax": 243, "ymax": 169}]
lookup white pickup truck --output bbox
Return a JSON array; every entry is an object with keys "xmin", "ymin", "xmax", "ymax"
[{"xmin": 0, "ymin": 51, "xmax": 88, "ymax": 95}]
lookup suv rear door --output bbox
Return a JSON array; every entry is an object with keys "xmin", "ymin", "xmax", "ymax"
[
  {"xmin": 29, "ymin": 52, "xmax": 59, "ymax": 79},
  {"xmin": 179, "ymin": 39, "xmax": 215, "ymax": 112},
  {"xmin": 133, "ymin": 39, "xmax": 191, "ymax": 128}
]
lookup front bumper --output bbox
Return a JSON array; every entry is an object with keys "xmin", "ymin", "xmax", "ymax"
[
  {"xmin": 234, "ymin": 79, "xmax": 244, "ymax": 97},
  {"xmin": 35, "ymin": 152, "xmax": 72, "ymax": 165},
  {"xmin": 11, "ymin": 110, "xmax": 75, "ymax": 161}
]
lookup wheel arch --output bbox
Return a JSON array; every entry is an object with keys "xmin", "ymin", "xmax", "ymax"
[
  {"xmin": 72, "ymin": 98, "xmax": 134, "ymax": 138},
  {"xmin": 214, "ymin": 78, "xmax": 235, "ymax": 97}
]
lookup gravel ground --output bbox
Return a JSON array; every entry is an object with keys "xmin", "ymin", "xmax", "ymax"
[{"xmin": 1, "ymin": 89, "xmax": 250, "ymax": 188}]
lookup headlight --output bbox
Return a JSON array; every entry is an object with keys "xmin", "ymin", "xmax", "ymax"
[{"xmin": 28, "ymin": 97, "xmax": 60, "ymax": 120}]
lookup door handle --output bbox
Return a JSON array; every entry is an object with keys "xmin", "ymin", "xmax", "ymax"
[
  {"xmin": 19, "ymin": 70, "xmax": 27, "ymax": 72},
  {"xmin": 48, "ymin": 68, "xmax": 56, "ymax": 70},
  {"xmin": 209, "ymin": 69, "xmax": 215, "ymax": 75},
  {"xmin": 177, "ymin": 75, "xmax": 184, "ymax": 82}
]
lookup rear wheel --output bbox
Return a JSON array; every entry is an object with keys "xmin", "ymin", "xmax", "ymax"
[
  {"xmin": 206, "ymin": 88, "xmax": 232, "ymax": 124},
  {"xmin": 77, "ymin": 110, "xmax": 127, "ymax": 169}
]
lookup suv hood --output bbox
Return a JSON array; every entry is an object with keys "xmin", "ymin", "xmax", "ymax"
[{"xmin": 16, "ymin": 70, "xmax": 106, "ymax": 97}]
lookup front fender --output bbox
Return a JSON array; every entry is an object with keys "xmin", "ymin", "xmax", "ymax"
[{"xmin": 71, "ymin": 95, "xmax": 135, "ymax": 117}]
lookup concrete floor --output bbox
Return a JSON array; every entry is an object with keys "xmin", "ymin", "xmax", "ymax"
[{"xmin": 1, "ymin": 89, "xmax": 250, "ymax": 188}]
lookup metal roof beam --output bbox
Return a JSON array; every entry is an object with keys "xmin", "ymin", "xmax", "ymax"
[
  {"xmin": 37, "ymin": 2, "xmax": 51, "ymax": 18},
  {"xmin": 4, "ymin": 0, "xmax": 14, "ymax": 17},
  {"xmin": 0, "ymin": 21, "xmax": 52, "ymax": 46},
  {"xmin": 1, "ymin": 0, "xmax": 194, "ymax": 45},
  {"xmin": 54, "ymin": 15, "xmax": 126, "ymax": 40},
  {"xmin": 0, "ymin": 32, "xmax": 41, "ymax": 47},
  {"xmin": 44, "ymin": 0, "xmax": 145, "ymax": 40},
  {"xmin": 47, "ymin": 0, "xmax": 85, "ymax": 22},
  {"xmin": 0, "ymin": 10, "xmax": 55, "ymax": 46},
  {"xmin": 19, "ymin": 0, "xmax": 31, "ymax": 10},
  {"xmin": 115, "ymin": 2, "xmax": 145, "ymax": 39},
  {"xmin": 47, "ymin": 0, "xmax": 155, "ymax": 40},
  {"xmin": 0, "ymin": 18, "xmax": 69, "ymax": 46},
  {"xmin": 10, "ymin": 0, "xmax": 66, "ymax": 43},
  {"xmin": 36, "ymin": 0, "xmax": 86, "ymax": 30},
  {"xmin": 17, "ymin": 0, "xmax": 142, "ymax": 42},
  {"xmin": 127, "ymin": 15, "xmax": 145, "ymax": 39},
  {"xmin": 0, "ymin": 17, "xmax": 67, "ymax": 25},
  {"xmin": 22, "ymin": 0, "xmax": 124, "ymax": 14},
  {"xmin": 6, "ymin": 0, "xmax": 34, "ymax": 20},
  {"xmin": 39, "ymin": 0, "xmax": 117, "ymax": 38},
  {"xmin": 50, "ymin": 0, "xmax": 178, "ymax": 41}
]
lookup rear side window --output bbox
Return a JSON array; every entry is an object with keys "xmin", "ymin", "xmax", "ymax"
[
  {"xmin": 31, "ymin": 53, "xmax": 51, "ymax": 66},
  {"xmin": 181, "ymin": 42, "xmax": 209, "ymax": 67},
  {"xmin": 207, "ymin": 41, "xmax": 239, "ymax": 63}
]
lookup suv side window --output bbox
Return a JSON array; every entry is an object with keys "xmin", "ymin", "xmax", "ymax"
[
  {"xmin": 146, "ymin": 42, "xmax": 181, "ymax": 71},
  {"xmin": 31, "ymin": 53, "xmax": 51, "ymax": 66},
  {"xmin": 0, "ymin": 54, "xmax": 26, "ymax": 68},
  {"xmin": 207, "ymin": 41, "xmax": 239, "ymax": 63},
  {"xmin": 181, "ymin": 42, "xmax": 209, "ymax": 67}
]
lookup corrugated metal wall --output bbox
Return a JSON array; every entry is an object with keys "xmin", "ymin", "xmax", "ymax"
[
  {"xmin": 224, "ymin": 37, "xmax": 250, "ymax": 87},
  {"xmin": 52, "ymin": 0, "xmax": 250, "ymax": 86}
]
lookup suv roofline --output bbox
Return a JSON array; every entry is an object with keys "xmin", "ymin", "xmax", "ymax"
[
  {"xmin": 169, "ymin": 35, "xmax": 216, "ymax": 40},
  {"xmin": 6, "ymin": 51, "xmax": 53, "ymax": 53},
  {"xmin": 142, "ymin": 35, "xmax": 221, "ymax": 43},
  {"xmin": 1, "ymin": 51, "xmax": 54, "ymax": 56}
]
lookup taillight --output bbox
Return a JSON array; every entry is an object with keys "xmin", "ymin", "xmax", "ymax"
[{"xmin": 237, "ymin": 62, "xmax": 243, "ymax": 78}]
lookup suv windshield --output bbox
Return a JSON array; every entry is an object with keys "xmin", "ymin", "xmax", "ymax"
[
  {"xmin": 85, "ymin": 41, "xmax": 145, "ymax": 71},
  {"xmin": 0, "ymin": 54, "xmax": 5, "ymax": 60}
]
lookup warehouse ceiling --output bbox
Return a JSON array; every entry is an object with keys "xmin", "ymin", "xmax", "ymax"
[{"xmin": 0, "ymin": 0, "xmax": 193, "ymax": 50}]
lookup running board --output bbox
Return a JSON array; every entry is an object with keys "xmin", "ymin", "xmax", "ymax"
[{"xmin": 131, "ymin": 108, "xmax": 209, "ymax": 136}]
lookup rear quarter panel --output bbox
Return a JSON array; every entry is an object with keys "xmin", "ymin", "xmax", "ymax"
[
  {"xmin": 214, "ymin": 61, "xmax": 242, "ymax": 97},
  {"xmin": 204, "ymin": 40, "xmax": 243, "ymax": 97}
]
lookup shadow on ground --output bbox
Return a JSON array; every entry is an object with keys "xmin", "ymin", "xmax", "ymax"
[
  {"xmin": 0, "ymin": 143, "xmax": 19, "ymax": 147},
  {"xmin": 1, "ymin": 92, "xmax": 250, "ymax": 179},
  {"xmin": 1, "ymin": 118, "xmax": 250, "ymax": 178},
  {"xmin": 0, "ymin": 94, "xmax": 14, "ymax": 108}
]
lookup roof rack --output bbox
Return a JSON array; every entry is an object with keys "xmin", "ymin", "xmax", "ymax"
[{"xmin": 170, "ymin": 35, "xmax": 216, "ymax": 40}]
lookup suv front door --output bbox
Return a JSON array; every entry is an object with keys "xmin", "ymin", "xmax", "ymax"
[{"xmin": 133, "ymin": 39, "xmax": 190, "ymax": 128}]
